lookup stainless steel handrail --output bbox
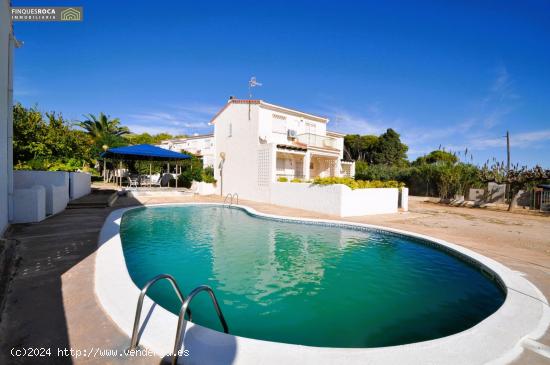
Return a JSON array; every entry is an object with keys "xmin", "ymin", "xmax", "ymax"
[
  {"xmin": 171, "ymin": 285, "xmax": 229, "ymax": 365},
  {"xmin": 223, "ymin": 193, "xmax": 238, "ymax": 206},
  {"xmin": 128, "ymin": 274, "xmax": 191, "ymax": 351},
  {"xmin": 223, "ymin": 193, "xmax": 233, "ymax": 206}
]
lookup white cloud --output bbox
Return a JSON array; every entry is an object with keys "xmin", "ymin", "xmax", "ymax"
[
  {"xmin": 488, "ymin": 66, "xmax": 519, "ymax": 101},
  {"xmin": 317, "ymin": 104, "xmax": 387, "ymax": 135},
  {"xmin": 125, "ymin": 102, "xmax": 218, "ymax": 135},
  {"xmin": 124, "ymin": 124, "xmax": 187, "ymax": 136},
  {"xmin": 478, "ymin": 66, "xmax": 520, "ymax": 128},
  {"xmin": 470, "ymin": 129, "xmax": 550, "ymax": 149},
  {"xmin": 405, "ymin": 66, "xmax": 525, "ymax": 159},
  {"xmin": 402, "ymin": 117, "xmax": 476, "ymax": 145}
]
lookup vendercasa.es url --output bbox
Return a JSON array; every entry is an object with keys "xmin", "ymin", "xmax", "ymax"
[{"xmin": 10, "ymin": 347, "xmax": 190, "ymax": 359}]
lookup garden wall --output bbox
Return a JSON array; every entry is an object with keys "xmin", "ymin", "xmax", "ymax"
[
  {"xmin": 69, "ymin": 172, "xmax": 91, "ymax": 200},
  {"xmin": 269, "ymin": 182, "xmax": 399, "ymax": 217},
  {"xmin": 13, "ymin": 171, "xmax": 70, "ymax": 217},
  {"xmin": 270, "ymin": 183, "xmax": 343, "ymax": 216},
  {"xmin": 191, "ymin": 181, "xmax": 218, "ymax": 196}
]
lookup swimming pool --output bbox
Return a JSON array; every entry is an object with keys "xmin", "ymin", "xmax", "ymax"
[{"xmin": 120, "ymin": 205, "xmax": 505, "ymax": 348}]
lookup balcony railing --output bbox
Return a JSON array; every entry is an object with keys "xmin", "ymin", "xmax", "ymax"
[{"xmin": 296, "ymin": 133, "xmax": 338, "ymax": 149}]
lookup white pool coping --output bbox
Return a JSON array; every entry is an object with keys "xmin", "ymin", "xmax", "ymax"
[{"xmin": 95, "ymin": 203, "xmax": 550, "ymax": 365}]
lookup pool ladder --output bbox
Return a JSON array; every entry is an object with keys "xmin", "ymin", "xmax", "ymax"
[
  {"xmin": 223, "ymin": 192, "xmax": 239, "ymax": 207},
  {"xmin": 127, "ymin": 274, "xmax": 229, "ymax": 365}
]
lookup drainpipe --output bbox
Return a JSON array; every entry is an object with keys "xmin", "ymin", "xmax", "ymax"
[{"xmin": 219, "ymin": 164, "xmax": 223, "ymax": 197}]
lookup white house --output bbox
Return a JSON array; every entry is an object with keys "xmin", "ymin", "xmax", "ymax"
[
  {"xmin": 158, "ymin": 134, "xmax": 215, "ymax": 168},
  {"xmin": 212, "ymin": 98, "xmax": 355, "ymax": 203},
  {"xmin": 0, "ymin": 0, "xmax": 14, "ymax": 235}
]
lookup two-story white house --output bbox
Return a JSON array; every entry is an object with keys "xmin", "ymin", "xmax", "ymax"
[
  {"xmin": 211, "ymin": 98, "xmax": 354, "ymax": 202},
  {"xmin": 158, "ymin": 134, "xmax": 215, "ymax": 168}
]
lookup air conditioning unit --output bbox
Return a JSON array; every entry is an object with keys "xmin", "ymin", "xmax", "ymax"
[{"xmin": 287, "ymin": 129, "xmax": 297, "ymax": 139}]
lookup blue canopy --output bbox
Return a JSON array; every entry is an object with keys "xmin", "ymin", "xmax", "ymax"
[{"xmin": 100, "ymin": 144, "xmax": 191, "ymax": 161}]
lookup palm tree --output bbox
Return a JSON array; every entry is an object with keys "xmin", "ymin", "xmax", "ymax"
[{"xmin": 78, "ymin": 113, "xmax": 130, "ymax": 142}]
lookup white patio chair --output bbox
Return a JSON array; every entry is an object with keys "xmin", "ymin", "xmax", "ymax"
[
  {"xmin": 126, "ymin": 176, "xmax": 139, "ymax": 189},
  {"xmin": 150, "ymin": 174, "xmax": 162, "ymax": 187},
  {"xmin": 139, "ymin": 175, "xmax": 151, "ymax": 186}
]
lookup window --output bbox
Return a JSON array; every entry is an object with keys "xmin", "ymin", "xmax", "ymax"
[{"xmin": 228, "ymin": 122, "xmax": 232, "ymax": 137}]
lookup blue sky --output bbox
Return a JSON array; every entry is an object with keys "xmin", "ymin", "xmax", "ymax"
[{"xmin": 12, "ymin": 0, "xmax": 550, "ymax": 166}]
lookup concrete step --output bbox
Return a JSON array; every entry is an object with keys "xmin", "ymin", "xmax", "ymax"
[{"xmin": 67, "ymin": 190, "xmax": 118, "ymax": 209}]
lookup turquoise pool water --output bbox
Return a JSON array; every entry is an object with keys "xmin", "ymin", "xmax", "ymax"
[{"xmin": 120, "ymin": 205, "xmax": 505, "ymax": 348}]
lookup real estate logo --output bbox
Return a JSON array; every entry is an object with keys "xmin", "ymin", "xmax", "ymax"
[
  {"xmin": 60, "ymin": 8, "xmax": 82, "ymax": 21},
  {"xmin": 11, "ymin": 7, "xmax": 84, "ymax": 22}
]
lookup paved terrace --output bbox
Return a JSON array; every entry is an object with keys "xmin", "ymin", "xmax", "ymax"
[{"xmin": 0, "ymin": 192, "xmax": 549, "ymax": 364}]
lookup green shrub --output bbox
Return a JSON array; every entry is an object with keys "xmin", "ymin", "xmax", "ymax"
[
  {"xmin": 355, "ymin": 161, "xmax": 412, "ymax": 181},
  {"xmin": 178, "ymin": 168, "xmax": 202, "ymax": 188},
  {"xmin": 355, "ymin": 160, "xmax": 483, "ymax": 198},
  {"xmin": 14, "ymin": 157, "xmax": 88, "ymax": 172},
  {"xmin": 202, "ymin": 166, "xmax": 216, "ymax": 183},
  {"xmin": 277, "ymin": 177, "xmax": 288, "ymax": 182},
  {"xmin": 176, "ymin": 165, "xmax": 217, "ymax": 187},
  {"xmin": 202, "ymin": 173, "xmax": 216, "ymax": 184},
  {"xmin": 133, "ymin": 160, "xmax": 164, "ymax": 174},
  {"xmin": 312, "ymin": 177, "xmax": 404, "ymax": 189},
  {"xmin": 290, "ymin": 178, "xmax": 302, "ymax": 183}
]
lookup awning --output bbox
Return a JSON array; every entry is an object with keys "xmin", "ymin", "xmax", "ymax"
[{"xmin": 100, "ymin": 144, "xmax": 191, "ymax": 161}]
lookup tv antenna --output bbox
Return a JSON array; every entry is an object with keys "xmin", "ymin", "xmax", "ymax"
[{"xmin": 248, "ymin": 76, "xmax": 262, "ymax": 99}]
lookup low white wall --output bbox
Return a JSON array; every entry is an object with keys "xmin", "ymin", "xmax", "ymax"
[
  {"xmin": 69, "ymin": 172, "xmax": 91, "ymax": 200},
  {"xmin": 400, "ymin": 187, "xmax": 409, "ymax": 212},
  {"xmin": 12, "ymin": 186, "xmax": 46, "ymax": 223},
  {"xmin": 193, "ymin": 181, "xmax": 217, "ymax": 196},
  {"xmin": 270, "ymin": 182, "xmax": 343, "ymax": 216},
  {"xmin": 340, "ymin": 187, "xmax": 398, "ymax": 216},
  {"xmin": 270, "ymin": 182, "xmax": 399, "ymax": 216},
  {"xmin": 13, "ymin": 171, "xmax": 70, "ymax": 216},
  {"xmin": 14, "ymin": 170, "xmax": 69, "ymax": 189}
]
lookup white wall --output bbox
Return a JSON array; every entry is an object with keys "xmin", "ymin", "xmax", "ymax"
[
  {"xmin": 257, "ymin": 106, "xmax": 328, "ymax": 146},
  {"xmin": 14, "ymin": 171, "xmax": 69, "ymax": 190},
  {"xmin": 270, "ymin": 182, "xmax": 399, "ymax": 217},
  {"xmin": 0, "ymin": 0, "xmax": 13, "ymax": 235},
  {"xmin": 191, "ymin": 181, "xmax": 218, "ymax": 196},
  {"xmin": 340, "ymin": 187, "xmax": 399, "ymax": 216},
  {"xmin": 69, "ymin": 172, "xmax": 91, "ymax": 200},
  {"xmin": 400, "ymin": 187, "xmax": 409, "ymax": 212},
  {"xmin": 214, "ymin": 103, "xmax": 271, "ymax": 202},
  {"xmin": 159, "ymin": 135, "xmax": 215, "ymax": 168},
  {"xmin": 14, "ymin": 171, "xmax": 70, "ymax": 215},
  {"xmin": 270, "ymin": 182, "xmax": 343, "ymax": 215},
  {"xmin": 12, "ymin": 186, "xmax": 46, "ymax": 223},
  {"xmin": 328, "ymin": 134, "xmax": 345, "ymax": 160}
]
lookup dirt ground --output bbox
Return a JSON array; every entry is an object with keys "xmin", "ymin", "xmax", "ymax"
[{"xmin": 0, "ymin": 192, "xmax": 549, "ymax": 364}]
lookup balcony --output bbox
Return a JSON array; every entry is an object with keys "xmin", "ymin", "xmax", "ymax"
[{"xmin": 296, "ymin": 133, "xmax": 338, "ymax": 149}]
